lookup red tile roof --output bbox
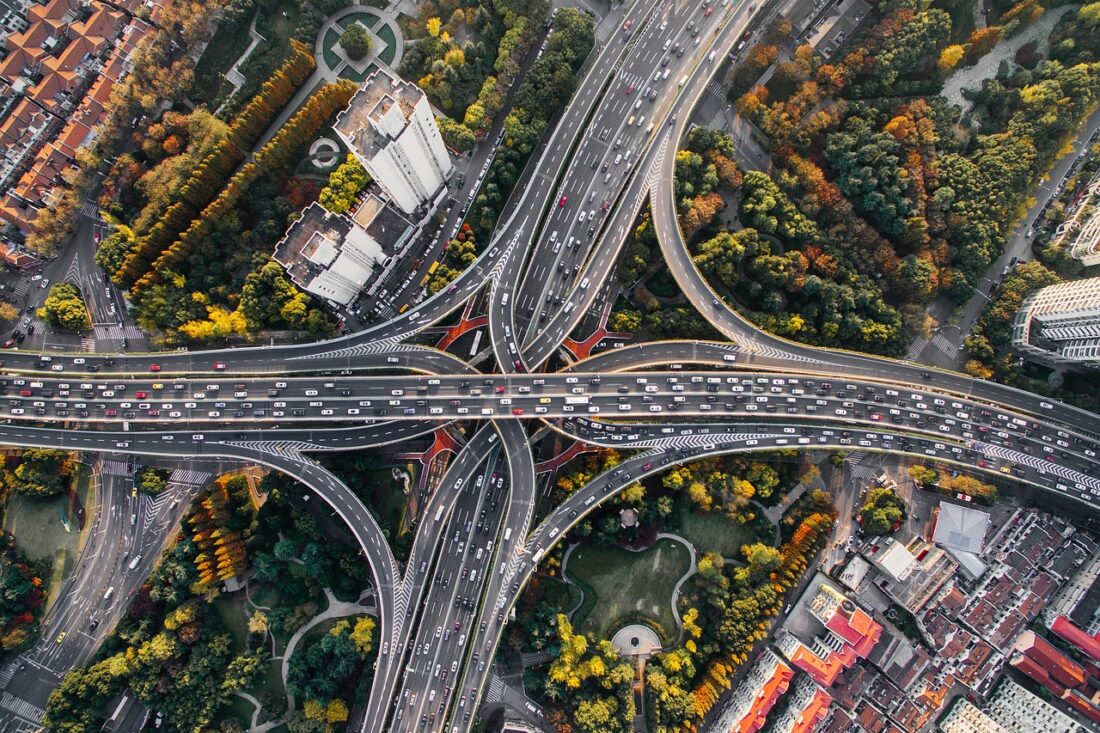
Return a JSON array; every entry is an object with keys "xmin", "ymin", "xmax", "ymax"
[
  {"xmin": 0, "ymin": 240, "xmax": 40, "ymax": 268},
  {"xmin": 1052, "ymin": 615, "xmax": 1100, "ymax": 663},
  {"xmin": 1013, "ymin": 631, "xmax": 1087, "ymax": 689},
  {"xmin": 1061, "ymin": 690, "xmax": 1100, "ymax": 725},
  {"xmin": 788, "ymin": 688, "xmax": 832, "ymax": 733},
  {"xmin": 733, "ymin": 662, "xmax": 794, "ymax": 733}
]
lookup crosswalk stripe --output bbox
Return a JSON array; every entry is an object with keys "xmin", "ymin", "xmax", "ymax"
[
  {"xmin": 485, "ymin": 674, "xmax": 505, "ymax": 703},
  {"xmin": 93, "ymin": 325, "xmax": 144, "ymax": 341},
  {"xmin": 0, "ymin": 659, "xmax": 18, "ymax": 688},
  {"xmin": 0, "ymin": 692, "xmax": 44, "ymax": 724},
  {"xmin": 101, "ymin": 460, "xmax": 132, "ymax": 476},
  {"xmin": 932, "ymin": 332, "xmax": 958, "ymax": 358}
]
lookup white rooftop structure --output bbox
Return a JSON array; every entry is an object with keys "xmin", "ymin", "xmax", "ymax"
[
  {"xmin": 874, "ymin": 539, "xmax": 917, "ymax": 581},
  {"xmin": 1011, "ymin": 277, "xmax": 1100, "ymax": 369},
  {"xmin": 934, "ymin": 503, "xmax": 992, "ymax": 555},
  {"xmin": 273, "ymin": 201, "xmax": 412, "ymax": 307},
  {"xmin": 1060, "ymin": 172, "xmax": 1100, "ymax": 267},
  {"xmin": 940, "ymin": 700, "xmax": 1008, "ymax": 733},
  {"xmin": 334, "ymin": 68, "xmax": 452, "ymax": 215},
  {"xmin": 985, "ymin": 678, "xmax": 1087, "ymax": 733}
]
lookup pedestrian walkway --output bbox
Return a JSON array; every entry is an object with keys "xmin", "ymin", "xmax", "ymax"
[
  {"xmin": 93, "ymin": 324, "xmax": 144, "ymax": 341},
  {"xmin": 931, "ymin": 331, "xmax": 959, "ymax": 359},
  {"xmin": 594, "ymin": 8, "xmax": 624, "ymax": 43},
  {"xmin": 484, "ymin": 673, "xmax": 506, "ymax": 703},
  {"xmin": 0, "ymin": 692, "xmax": 44, "ymax": 727},
  {"xmin": 101, "ymin": 459, "xmax": 132, "ymax": 476},
  {"xmin": 165, "ymin": 468, "xmax": 214, "ymax": 486}
]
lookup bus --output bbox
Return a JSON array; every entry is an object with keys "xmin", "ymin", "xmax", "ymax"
[
  {"xmin": 434, "ymin": 504, "xmax": 445, "ymax": 522},
  {"xmin": 427, "ymin": 261, "xmax": 441, "ymax": 275}
]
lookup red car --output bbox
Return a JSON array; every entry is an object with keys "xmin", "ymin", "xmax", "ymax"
[
  {"xmin": 149, "ymin": 364, "xmax": 161, "ymax": 372},
  {"xmin": 135, "ymin": 391, "xmax": 147, "ymax": 399},
  {"xmin": 512, "ymin": 408, "xmax": 524, "ymax": 415},
  {"xmin": 559, "ymin": 196, "xmax": 568, "ymax": 207},
  {"xmin": 104, "ymin": 409, "xmax": 117, "ymax": 417},
  {"xmin": 147, "ymin": 409, "xmax": 160, "ymax": 417},
  {"xmin": 626, "ymin": 83, "xmax": 635, "ymax": 94},
  {"xmin": 213, "ymin": 362, "xmax": 226, "ymax": 370},
  {"xmin": 1, "ymin": 340, "xmax": 12, "ymax": 349},
  {"xmin": 494, "ymin": 385, "xmax": 506, "ymax": 394},
  {"xmin": 704, "ymin": 5, "xmax": 713, "ymax": 15}
]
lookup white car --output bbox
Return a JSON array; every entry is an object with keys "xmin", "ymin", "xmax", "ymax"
[{"xmin": 51, "ymin": 364, "xmax": 63, "ymax": 371}]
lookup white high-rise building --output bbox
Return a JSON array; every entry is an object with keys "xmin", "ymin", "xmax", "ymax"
[
  {"xmin": 984, "ymin": 679, "xmax": 1086, "ymax": 733},
  {"xmin": 334, "ymin": 68, "xmax": 452, "ymax": 215},
  {"xmin": 1011, "ymin": 277, "xmax": 1100, "ymax": 368},
  {"xmin": 940, "ymin": 701, "xmax": 1007, "ymax": 733},
  {"xmin": 273, "ymin": 201, "xmax": 401, "ymax": 306}
]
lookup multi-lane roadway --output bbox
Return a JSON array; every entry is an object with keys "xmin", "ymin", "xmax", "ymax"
[{"xmin": 2, "ymin": 0, "xmax": 1097, "ymax": 730}]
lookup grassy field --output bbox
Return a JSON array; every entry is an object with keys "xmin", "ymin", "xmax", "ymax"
[
  {"xmin": 565, "ymin": 539, "xmax": 691, "ymax": 639},
  {"xmin": 214, "ymin": 594, "xmax": 251, "ymax": 654},
  {"xmin": 192, "ymin": 20, "xmax": 256, "ymax": 103},
  {"xmin": 3, "ymin": 462, "xmax": 91, "ymax": 610},
  {"xmin": 376, "ymin": 24, "xmax": 398, "ymax": 65},
  {"xmin": 220, "ymin": 695, "xmax": 256, "ymax": 728},
  {"xmin": 541, "ymin": 576, "xmax": 583, "ymax": 615},
  {"xmin": 669, "ymin": 500, "xmax": 764, "ymax": 557}
]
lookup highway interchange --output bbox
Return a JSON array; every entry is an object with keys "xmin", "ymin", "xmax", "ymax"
[{"xmin": 1, "ymin": 0, "xmax": 1097, "ymax": 730}]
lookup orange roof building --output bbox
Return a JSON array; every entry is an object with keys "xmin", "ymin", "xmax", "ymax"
[
  {"xmin": 776, "ymin": 583, "xmax": 883, "ymax": 687},
  {"xmin": 0, "ymin": 0, "xmax": 143, "ymax": 231},
  {"xmin": 709, "ymin": 650, "xmax": 794, "ymax": 733},
  {"xmin": 771, "ymin": 677, "xmax": 832, "ymax": 733},
  {"xmin": 1051, "ymin": 615, "xmax": 1100, "ymax": 663},
  {"xmin": 1010, "ymin": 629, "xmax": 1100, "ymax": 725}
]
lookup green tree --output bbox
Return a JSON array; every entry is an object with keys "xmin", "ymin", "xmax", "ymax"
[
  {"xmin": 318, "ymin": 155, "xmax": 370, "ymax": 214},
  {"xmin": 38, "ymin": 283, "xmax": 89, "ymax": 330},
  {"xmin": 135, "ymin": 467, "xmax": 169, "ymax": 495},
  {"xmin": 10, "ymin": 449, "xmax": 71, "ymax": 496},
  {"xmin": 339, "ymin": 23, "xmax": 372, "ymax": 60},
  {"xmin": 859, "ymin": 487, "xmax": 906, "ymax": 535}
]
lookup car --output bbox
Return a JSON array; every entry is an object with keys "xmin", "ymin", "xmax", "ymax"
[
  {"xmin": 626, "ymin": 83, "xmax": 635, "ymax": 94},
  {"xmin": 559, "ymin": 196, "xmax": 568, "ymax": 207},
  {"xmin": 704, "ymin": 5, "xmax": 713, "ymax": 13},
  {"xmin": 149, "ymin": 364, "xmax": 161, "ymax": 372},
  {"xmin": 213, "ymin": 362, "xmax": 226, "ymax": 370},
  {"xmin": 55, "ymin": 631, "xmax": 66, "ymax": 643},
  {"xmin": 51, "ymin": 364, "xmax": 63, "ymax": 371}
]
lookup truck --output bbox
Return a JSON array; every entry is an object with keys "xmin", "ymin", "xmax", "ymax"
[{"xmin": 565, "ymin": 396, "xmax": 589, "ymax": 405}]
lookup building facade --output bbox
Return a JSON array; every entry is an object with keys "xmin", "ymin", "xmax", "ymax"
[
  {"xmin": 984, "ymin": 678, "xmax": 1085, "ymax": 733},
  {"xmin": 1011, "ymin": 278, "xmax": 1100, "ymax": 369},
  {"xmin": 939, "ymin": 700, "xmax": 1007, "ymax": 733},
  {"xmin": 333, "ymin": 68, "xmax": 452, "ymax": 215}
]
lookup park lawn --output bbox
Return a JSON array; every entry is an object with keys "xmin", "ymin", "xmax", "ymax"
[
  {"xmin": 565, "ymin": 538, "xmax": 691, "ymax": 640},
  {"xmin": 213, "ymin": 594, "xmax": 251, "ymax": 654},
  {"xmin": 3, "ymin": 461, "xmax": 91, "ymax": 610},
  {"xmin": 337, "ymin": 12, "xmax": 381, "ymax": 30},
  {"xmin": 218, "ymin": 694, "xmax": 256, "ymax": 728},
  {"xmin": 670, "ymin": 500, "xmax": 764, "ymax": 557},
  {"xmin": 192, "ymin": 19, "xmax": 256, "ymax": 103},
  {"xmin": 541, "ymin": 576, "xmax": 582, "ymax": 615},
  {"xmin": 376, "ymin": 24, "xmax": 398, "ymax": 65}
]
